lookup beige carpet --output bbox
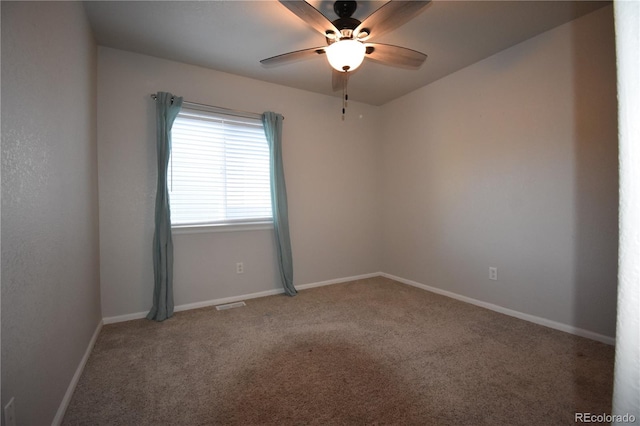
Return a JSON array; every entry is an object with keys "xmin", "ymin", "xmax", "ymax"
[{"xmin": 63, "ymin": 277, "xmax": 614, "ymax": 425}]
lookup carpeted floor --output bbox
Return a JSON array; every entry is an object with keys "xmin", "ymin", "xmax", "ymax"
[{"xmin": 62, "ymin": 277, "xmax": 614, "ymax": 425}]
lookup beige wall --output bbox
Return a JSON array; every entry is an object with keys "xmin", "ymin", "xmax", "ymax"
[
  {"xmin": 97, "ymin": 48, "xmax": 384, "ymax": 319},
  {"xmin": 1, "ymin": 2, "xmax": 102, "ymax": 425},
  {"xmin": 380, "ymin": 6, "xmax": 618, "ymax": 337}
]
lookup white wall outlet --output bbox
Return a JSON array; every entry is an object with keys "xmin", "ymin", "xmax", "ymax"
[
  {"xmin": 489, "ymin": 267, "xmax": 498, "ymax": 281},
  {"xmin": 4, "ymin": 397, "xmax": 16, "ymax": 426},
  {"xmin": 236, "ymin": 262, "xmax": 244, "ymax": 274}
]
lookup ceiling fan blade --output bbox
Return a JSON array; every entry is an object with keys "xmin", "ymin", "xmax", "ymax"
[
  {"xmin": 365, "ymin": 43, "xmax": 427, "ymax": 69},
  {"xmin": 354, "ymin": 1, "xmax": 431, "ymax": 41},
  {"xmin": 260, "ymin": 46, "xmax": 326, "ymax": 67},
  {"xmin": 279, "ymin": 1, "xmax": 340, "ymax": 38}
]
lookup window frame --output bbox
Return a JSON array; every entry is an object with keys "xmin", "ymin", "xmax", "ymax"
[{"xmin": 168, "ymin": 103, "xmax": 273, "ymax": 233}]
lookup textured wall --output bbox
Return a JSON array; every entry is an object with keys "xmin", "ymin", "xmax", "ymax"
[
  {"xmin": 1, "ymin": 2, "xmax": 101, "ymax": 425},
  {"xmin": 97, "ymin": 48, "xmax": 383, "ymax": 319},
  {"xmin": 380, "ymin": 6, "xmax": 618, "ymax": 338}
]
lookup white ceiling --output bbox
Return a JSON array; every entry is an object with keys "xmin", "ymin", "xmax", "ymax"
[{"xmin": 84, "ymin": 0, "xmax": 609, "ymax": 106}]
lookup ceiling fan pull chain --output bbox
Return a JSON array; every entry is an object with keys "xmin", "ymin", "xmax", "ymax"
[
  {"xmin": 345, "ymin": 74, "xmax": 349, "ymax": 108},
  {"xmin": 342, "ymin": 73, "xmax": 346, "ymax": 120},
  {"xmin": 342, "ymin": 72, "xmax": 350, "ymax": 121}
]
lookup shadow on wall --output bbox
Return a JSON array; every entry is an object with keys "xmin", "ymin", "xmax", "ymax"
[
  {"xmin": 570, "ymin": 6, "xmax": 618, "ymax": 340},
  {"xmin": 570, "ymin": 4, "xmax": 618, "ymax": 409}
]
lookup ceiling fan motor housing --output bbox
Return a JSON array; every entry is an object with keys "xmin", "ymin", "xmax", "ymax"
[
  {"xmin": 330, "ymin": 0, "xmax": 362, "ymax": 41},
  {"xmin": 332, "ymin": 18, "xmax": 360, "ymax": 32}
]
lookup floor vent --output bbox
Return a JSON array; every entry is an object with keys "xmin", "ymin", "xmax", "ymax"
[{"xmin": 215, "ymin": 301, "xmax": 246, "ymax": 311}]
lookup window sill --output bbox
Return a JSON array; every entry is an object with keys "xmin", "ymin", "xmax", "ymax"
[{"xmin": 172, "ymin": 221, "xmax": 274, "ymax": 235}]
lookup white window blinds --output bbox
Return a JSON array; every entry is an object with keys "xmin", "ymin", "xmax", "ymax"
[{"xmin": 168, "ymin": 107, "xmax": 272, "ymax": 226}]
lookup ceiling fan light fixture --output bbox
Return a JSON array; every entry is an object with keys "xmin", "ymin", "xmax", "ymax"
[{"xmin": 325, "ymin": 39, "xmax": 366, "ymax": 72}]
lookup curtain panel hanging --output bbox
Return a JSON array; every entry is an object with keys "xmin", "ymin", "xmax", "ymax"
[
  {"xmin": 148, "ymin": 91, "xmax": 183, "ymax": 321},
  {"xmin": 262, "ymin": 112, "xmax": 297, "ymax": 296}
]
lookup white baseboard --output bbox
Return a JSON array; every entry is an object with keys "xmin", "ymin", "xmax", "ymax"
[
  {"xmin": 381, "ymin": 273, "xmax": 615, "ymax": 346},
  {"xmin": 296, "ymin": 272, "xmax": 381, "ymax": 290},
  {"xmin": 102, "ymin": 289, "xmax": 287, "ymax": 324},
  {"xmin": 102, "ymin": 310, "xmax": 148, "ymax": 324},
  {"xmin": 174, "ymin": 288, "xmax": 285, "ymax": 313},
  {"xmin": 101, "ymin": 272, "xmax": 613, "ymax": 345},
  {"xmin": 52, "ymin": 319, "xmax": 103, "ymax": 426},
  {"xmin": 102, "ymin": 272, "xmax": 382, "ymax": 324}
]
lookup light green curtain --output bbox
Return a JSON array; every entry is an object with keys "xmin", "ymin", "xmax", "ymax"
[
  {"xmin": 262, "ymin": 112, "xmax": 297, "ymax": 296},
  {"xmin": 148, "ymin": 92, "xmax": 183, "ymax": 321}
]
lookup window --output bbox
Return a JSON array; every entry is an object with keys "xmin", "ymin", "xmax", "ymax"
[{"xmin": 168, "ymin": 106, "xmax": 272, "ymax": 229}]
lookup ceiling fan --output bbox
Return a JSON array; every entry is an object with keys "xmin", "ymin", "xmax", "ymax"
[{"xmin": 261, "ymin": 0, "xmax": 431, "ymax": 116}]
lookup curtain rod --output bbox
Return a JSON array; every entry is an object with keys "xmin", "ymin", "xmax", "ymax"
[{"xmin": 149, "ymin": 94, "xmax": 283, "ymax": 120}]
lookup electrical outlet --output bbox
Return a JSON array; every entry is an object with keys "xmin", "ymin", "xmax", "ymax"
[
  {"xmin": 489, "ymin": 267, "xmax": 498, "ymax": 281},
  {"xmin": 4, "ymin": 397, "xmax": 16, "ymax": 426},
  {"xmin": 236, "ymin": 262, "xmax": 244, "ymax": 274}
]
